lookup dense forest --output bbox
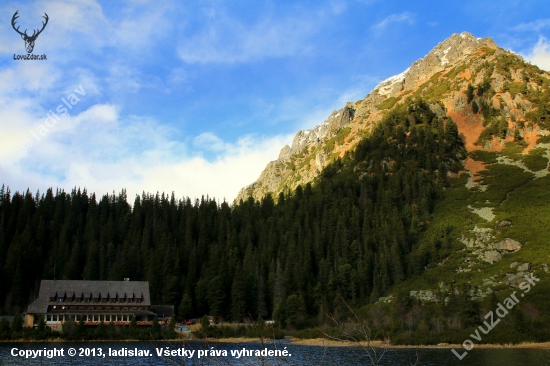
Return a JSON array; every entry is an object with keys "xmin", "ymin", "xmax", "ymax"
[
  {"xmin": 3, "ymin": 100, "xmax": 549, "ymax": 343},
  {"xmin": 0, "ymin": 101, "xmax": 460, "ymax": 316}
]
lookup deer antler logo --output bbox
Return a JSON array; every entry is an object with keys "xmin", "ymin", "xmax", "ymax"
[{"xmin": 12, "ymin": 11, "xmax": 49, "ymax": 54}]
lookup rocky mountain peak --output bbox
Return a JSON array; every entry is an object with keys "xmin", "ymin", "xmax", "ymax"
[
  {"xmin": 235, "ymin": 31, "xmax": 544, "ymax": 204},
  {"xmin": 374, "ymin": 32, "xmax": 496, "ymax": 99}
]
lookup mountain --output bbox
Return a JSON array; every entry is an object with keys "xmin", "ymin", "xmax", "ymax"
[
  {"xmin": 2, "ymin": 31, "xmax": 550, "ymax": 345},
  {"xmin": 233, "ymin": 31, "xmax": 550, "ymax": 343},
  {"xmin": 235, "ymin": 32, "xmax": 548, "ymax": 203}
]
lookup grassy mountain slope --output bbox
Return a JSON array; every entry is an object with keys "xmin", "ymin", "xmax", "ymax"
[
  {"xmin": 234, "ymin": 31, "xmax": 550, "ymax": 343},
  {"xmin": 236, "ymin": 30, "xmax": 550, "ymax": 301}
]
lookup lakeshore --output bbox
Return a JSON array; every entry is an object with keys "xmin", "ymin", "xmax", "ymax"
[{"xmin": 4, "ymin": 335, "xmax": 550, "ymax": 350}]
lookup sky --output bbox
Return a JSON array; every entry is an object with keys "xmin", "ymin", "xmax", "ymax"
[{"xmin": 1, "ymin": 0, "xmax": 550, "ymax": 203}]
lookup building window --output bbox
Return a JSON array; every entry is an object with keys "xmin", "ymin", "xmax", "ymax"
[{"xmin": 47, "ymin": 315, "xmax": 52, "ymax": 321}]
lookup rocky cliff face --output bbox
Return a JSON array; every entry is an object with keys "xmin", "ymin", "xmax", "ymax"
[{"xmin": 235, "ymin": 32, "xmax": 547, "ymax": 203}]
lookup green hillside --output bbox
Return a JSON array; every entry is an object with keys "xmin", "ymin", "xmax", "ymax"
[{"xmin": 2, "ymin": 98, "xmax": 549, "ymax": 344}]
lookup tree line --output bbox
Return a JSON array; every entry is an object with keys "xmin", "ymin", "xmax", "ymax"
[{"xmin": 0, "ymin": 100, "xmax": 465, "ymax": 328}]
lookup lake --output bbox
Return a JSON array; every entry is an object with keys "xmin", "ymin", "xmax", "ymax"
[{"xmin": 1, "ymin": 340, "xmax": 548, "ymax": 365}]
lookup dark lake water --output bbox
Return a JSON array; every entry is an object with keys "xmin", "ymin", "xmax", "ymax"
[{"xmin": 1, "ymin": 340, "xmax": 549, "ymax": 365}]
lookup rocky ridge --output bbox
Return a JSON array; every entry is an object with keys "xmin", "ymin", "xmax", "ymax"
[
  {"xmin": 235, "ymin": 32, "xmax": 502, "ymax": 203},
  {"xmin": 234, "ymin": 32, "xmax": 550, "ymax": 302}
]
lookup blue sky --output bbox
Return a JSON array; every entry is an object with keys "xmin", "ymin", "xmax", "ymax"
[{"xmin": 1, "ymin": 0, "xmax": 549, "ymax": 202}]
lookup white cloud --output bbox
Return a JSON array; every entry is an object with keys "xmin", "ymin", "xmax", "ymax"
[
  {"xmin": 264, "ymin": 72, "xmax": 378, "ymax": 131},
  {"xmin": 2, "ymin": 0, "xmax": 175, "ymax": 60},
  {"xmin": 177, "ymin": 11, "xmax": 316, "ymax": 63},
  {"xmin": 106, "ymin": 64, "xmax": 144, "ymax": 93},
  {"xmin": 371, "ymin": 12, "xmax": 415, "ymax": 33},
  {"xmin": 523, "ymin": 37, "xmax": 550, "ymax": 71},
  {"xmin": 0, "ymin": 1, "xmax": 387, "ymax": 204},
  {"xmin": 0, "ymin": 62, "xmax": 62, "ymax": 97},
  {"xmin": 511, "ymin": 18, "xmax": 550, "ymax": 32},
  {"xmin": 64, "ymin": 68, "xmax": 102, "ymax": 97},
  {"xmin": 168, "ymin": 67, "xmax": 189, "ymax": 86},
  {"xmin": 193, "ymin": 132, "xmax": 227, "ymax": 152},
  {"xmin": 113, "ymin": 2, "xmax": 175, "ymax": 51},
  {"xmin": 0, "ymin": 100, "xmax": 292, "ymax": 202},
  {"xmin": 29, "ymin": 0, "xmax": 111, "ymax": 54},
  {"xmin": 330, "ymin": 0, "xmax": 348, "ymax": 15},
  {"xmin": 73, "ymin": 103, "xmax": 118, "ymax": 126}
]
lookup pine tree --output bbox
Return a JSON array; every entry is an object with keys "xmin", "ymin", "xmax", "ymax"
[
  {"xmin": 231, "ymin": 268, "xmax": 246, "ymax": 322},
  {"xmin": 165, "ymin": 316, "xmax": 177, "ymax": 338},
  {"xmin": 78, "ymin": 316, "xmax": 86, "ymax": 339},
  {"xmin": 0, "ymin": 317, "xmax": 10, "ymax": 339},
  {"xmin": 273, "ymin": 260, "xmax": 285, "ymax": 309},
  {"xmin": 151, "ymin": 315, "xmax": 160, "ymax": 338},
  {"xmin": 129, "ymin": 316, "xmax": 138, "ymax": 338},
  {"xmin": 11, "ymin": 313, "xmax": 22, "ymax": 333},
  {"xmin": 273, "ymin": 299, "xmax": 286, "ymax": 328},
  {"xmin": 207, "ymin": 276, "xmax": 225, "ymax": 317},
  {"xmin": 178, "ymin": 293, "xmax": 193, "ymax": 320},
  {"xmin": 94, "ymin": 321, "xmax": 106, "ymax": 339},
  {"xmin": 285, "ymin": 294, "xmax": 307, "ymax": 329},
  {"xmin": 256, "ymin": 274, "xmax": 268, "ymax": 319}
]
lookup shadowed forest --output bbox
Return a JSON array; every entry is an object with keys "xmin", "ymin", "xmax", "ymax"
[{"xmin": 2, "ymin": 101, "xmax": 550, "ymax": 344}]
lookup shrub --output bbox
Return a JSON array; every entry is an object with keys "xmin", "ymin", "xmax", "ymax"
[
  {"xmin": 523, "ymin": 148, "xmax": 549, "ymax": 171},
  {"xmin": 376, "ymin": 97, "xmax": 400, "ymax": 110},
  {"xmin": 470, "ymin": 150, "xmax": 498, "ymax": 164},
  {"xmin": 505, "ymin": 82, "xmax": 528, "ymax": 98}
]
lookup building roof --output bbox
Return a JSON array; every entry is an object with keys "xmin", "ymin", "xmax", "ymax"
[{"xmin": 27, "ymin": 280, "xmax": 151, "ymax": 314}]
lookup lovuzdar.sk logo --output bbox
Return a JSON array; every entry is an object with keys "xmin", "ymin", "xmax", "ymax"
[{"xmin": 12, "ymin": 10, "xmax": 48, "ymax": 60}]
